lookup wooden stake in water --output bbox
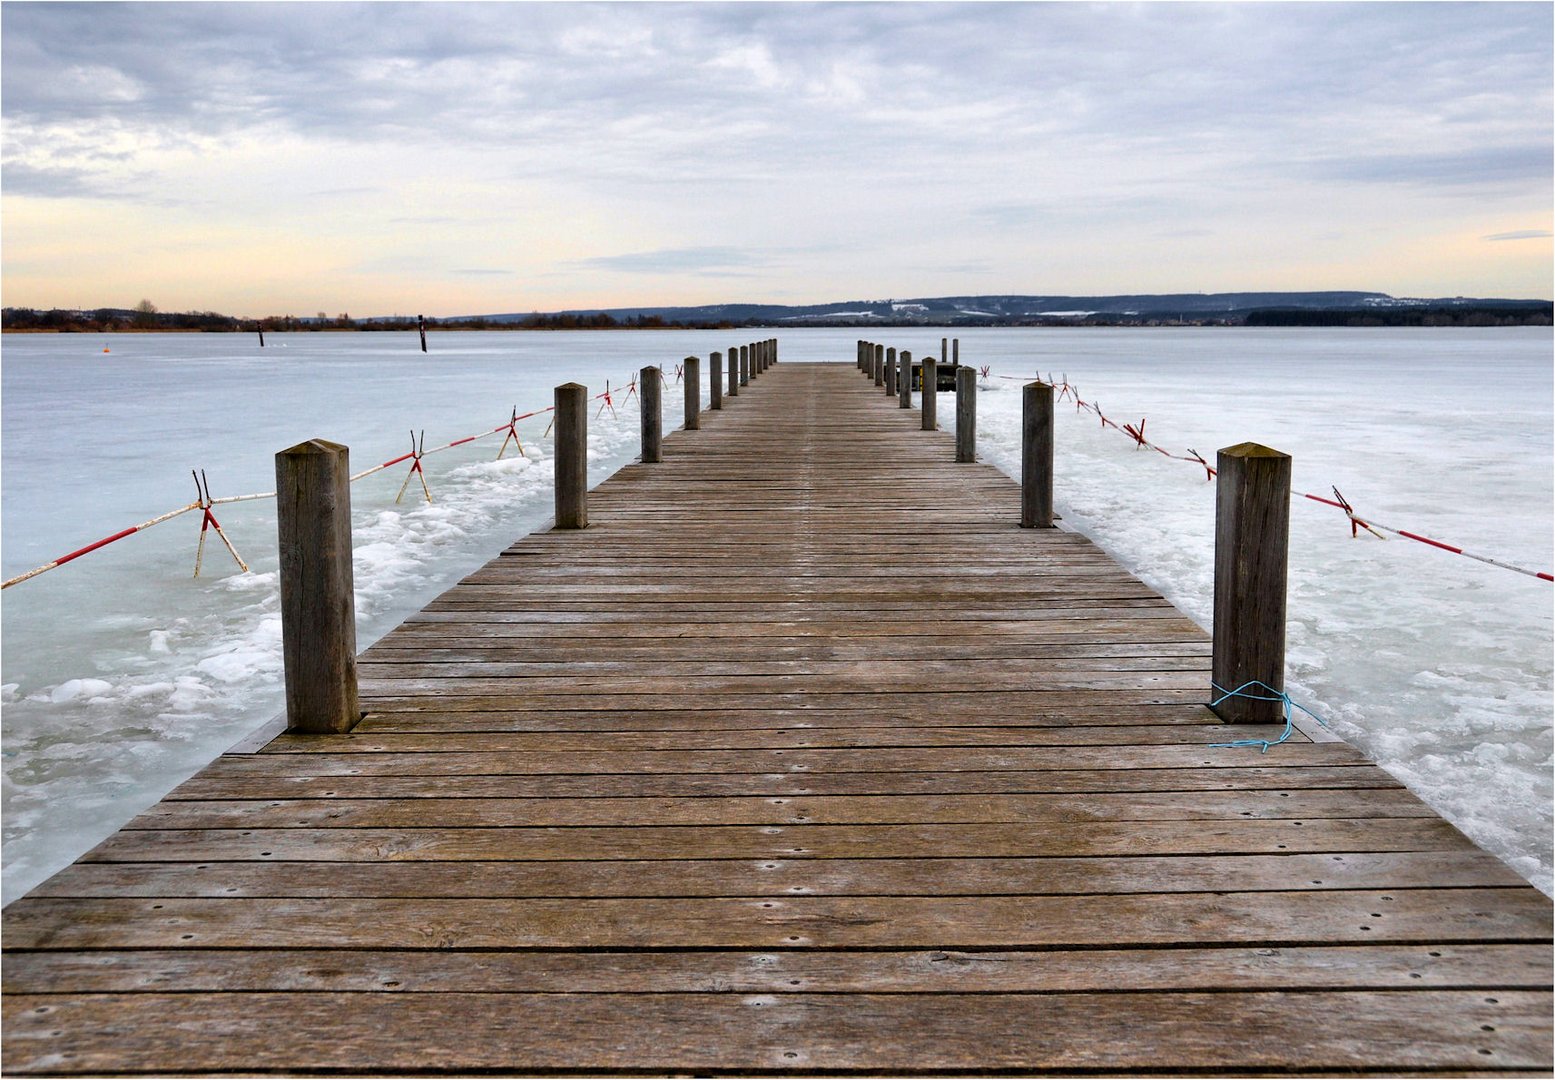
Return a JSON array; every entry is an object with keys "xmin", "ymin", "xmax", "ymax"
[
  {"xmin": 1211, "ymin": 442, "xmax": 1290, "ymax": 724},
  {"xmin": 683, "ymin": 356, "xmax": 700, "ymax": 430},
  {"xmin": 640, "ymin": 367, "xmax": 662, "ymax": 463},
  {"xmin": 1021, "ymin": 381, "xmax": 1053, "ymax": 529},
  {"xmin": 275, "ymin": 438, "xmax": 360, "ymax": 734},
  {"xmin": 554, "ymin": 383, "xmax": 588, "ymax": 528}
]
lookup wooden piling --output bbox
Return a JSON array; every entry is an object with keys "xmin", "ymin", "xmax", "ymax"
[
  {"xmin": 683, "ymin": 356, "xmax": 700, "ymax": 430},
  {"xmin": 274, "ymin": 438, "xmax": 360, "ymax": 734},
  {"xmin": 955, "ymin": 366, "xmax": 976, "ymax": 463},
  {"xmin": 898, "ymin": 350, "xmax": 912, "ymax": 408},
  {"xmin": 1211, "ymin": 443, "xmax": 1291, "ymax": 724},
  {"xmin": 874, "ymin": 344, "xmax": 885, "ymax": 387},
  {"xmin": 728, "ymin": 345, "xmax": 739, "ymax": 397},
  {"xmin": 885, "ymin": 347, "xmax": 897, "ymax": 396},
  {"xmin": 740, "ymin": 346, "xmax": 749, "ymax": 387},
  {"xmin": 941, "ymin": 337, "xmax": 948, "ymax": 364},
  {"xmin": 554, "ymin": 382, "xmax": 588, "ymax": 529},
  {"xmin": 953, "ymin": 338, "xmax": 960, "ymax": 366},
  {"xmin": 1021, "ymin": 381, "xmax": 1054, "ymax": 529},
  {"xmin": 709, "ymin": 351, "xmax": 723, "ymax": 411},
  {"xmin": 639, "ymin": 367, "xmax": 662, "ymax": 463},
  {"xmin": 922, "ymin": 357, "xmax": 937, "ymax": 430}
]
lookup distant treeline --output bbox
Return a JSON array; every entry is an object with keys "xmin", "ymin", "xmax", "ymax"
[
  {"xmin": 7, "ymin": 302, "xmax": 1552, "ymax": 334},
  {"xmin": 0, "ymin": 307, "xmax": 748, "ymax": 333},
  {"xmin": 1245, "ymin": 303, "xmax": 1552, "ymax": 327}
]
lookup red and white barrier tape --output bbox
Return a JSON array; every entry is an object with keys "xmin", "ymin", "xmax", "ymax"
[
  {"xmin": 2, "ymin": 370, "xmax": 648, "ymax": 591},
  {"xmin": 985, "ymin": 369, "xmax": 1552, "ymax": 584}
]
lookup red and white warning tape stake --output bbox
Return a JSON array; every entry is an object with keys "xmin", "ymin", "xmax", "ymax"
[
  {"xmin": 2, "ymin": 371, "xmax": 647, "ymax": 591},
  {"xmin": 985, "ymin": 369, "xmax": 1552, "ymax": 584}
]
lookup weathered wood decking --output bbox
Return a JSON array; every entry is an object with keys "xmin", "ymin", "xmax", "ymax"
[{"xmin": 4, "ymin": 360, "xmax": 1551, "ymax": 1075}]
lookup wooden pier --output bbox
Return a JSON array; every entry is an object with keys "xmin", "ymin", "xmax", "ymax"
[{"xmin": 4, "ymin": 359, "xmax": 1550, "ymax": 1075}]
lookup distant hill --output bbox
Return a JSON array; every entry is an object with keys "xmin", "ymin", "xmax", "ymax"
[{"xmin": 462, "ymin": 292, "xmax": 1551, "ymax": 327}]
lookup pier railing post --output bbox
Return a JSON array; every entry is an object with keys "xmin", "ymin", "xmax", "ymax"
[
  {"xmin": 953, "ymin": 338, "xmax": 959, "ymax": 367},
  {"xmin": 941, "ymin": 337, "xmax": 948, "ymax": 364},
  {"xmin": 275, "ymin": 438, "xmax": 360, "ymax": 734},
  {"xmin": 1020, "ymin": 382, "xmax": 1054, "ymax": 528},
  {"xmin": 555, "ymin": 382, "xmax": 589, "ymax": 528},
  {"xmin": 898, "ymin": 350, "xmax": 912, "ymax": 408},
  {"xmin": 683, "ymin": 355, "xmax": 700, "ymax": 430},
  {"xmin": 874, "ymin": 344, "xmax": 885, "ymax": 387},
  {"xmin": 1211, "ymin": 443, "xmax": 1291, "ymax": 724},
  {"xmin": 922, "ymin": 357, "xmax": 938, "ymax": 430},
  {"xmin": 639, "ymin": 366, "xmax": 662, "ymax": 463},
  {"xmin": 728, "ymin": 345, "xmax": 739, "ymax": 398},
  {"xmin": 740, "ymin": 345, "xmax": 749, "ymax": 387},
  {"xmin": 955, "ymin": 366, "xmax": 976, "ymax": 462},
  {"xmin": 885, "ymin": 347, "xmax": 897, "ymax": 396},
  {"xmin": 709, "ymin": 351, "xmax": 723, "ymax": 411}
]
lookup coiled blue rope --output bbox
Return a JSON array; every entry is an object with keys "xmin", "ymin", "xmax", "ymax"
[{"xmin": 1208, "ymin": 679, "xmax": 1327, "ymax": 753}]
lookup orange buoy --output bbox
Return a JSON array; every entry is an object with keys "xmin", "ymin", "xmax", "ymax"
[{"xmin": 102, "ymin": 347, "xmax": 110, "ymax": 353}]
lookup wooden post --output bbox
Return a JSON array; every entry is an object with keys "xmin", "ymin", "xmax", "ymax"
[
  {"xmin": 749, "ymin": 342, "xmax": 759, "ymax": 381},
  {"xmin": 740, "ymin": 345, "xmax": 749, "ymax": 387},
  {"xmin": 554, "ymin": 382, "xmax": 588, "ymax": 528},
  {"xmin": 955, "ymin": 366, "xmax": 976, "ymax": 462},
  {"xmin": 941, "ymin": 337, "xmax": 948, "ymax": 364},
  {"xmin": 1211, "ymin": 443, "xmax": 1291, "ymax": 724},
  {"xmin": 885, "ymin": 347, "xmax": 897, "ymax": 396},
  {"xmin": 638, "ymin": 366, "xmax": 662, "ymax": 463},
  {"xmin": 1020, "ymin": 382, "xmax": 1053, "ymax": 528},
  {"xmin": 709, "ymin": 351, "xmax": 723, "ymax": 410},
  {"xmin": 922, "ymin": 357, "xmax": 937, "ymax": 430},
  {"xmin": 898, "ymin": 350, "xmax": 912, "ymax": 408},
  {"xmin": 953, "ymin": 338, "xmax": 960, "ymax": 366},
  {"xmin": 683, "ymin": 355, "xmax": 700, "ymax": 430},
  {"xmin": 257, "ymin": 325, "xmax": 265, "ymax": 347},
  {"xmin": 728, "ymin": 345, "xmax": 739, "ymax": 397},
  {"xmin": 418, "ymin": 314, "xmax": 428, "ymax": 353},
  {"xmin": 275, "ymin": 439, "xmax": 360, "ymax": 734},
  {"xmin": 874, "ymin": 344, "xmax": 885, "ymax": 387}
]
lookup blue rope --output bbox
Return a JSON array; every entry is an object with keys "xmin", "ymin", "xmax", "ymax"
[{"xmin": 1208, "ymin": 679, "xmax": 1327, "ymax": 753}]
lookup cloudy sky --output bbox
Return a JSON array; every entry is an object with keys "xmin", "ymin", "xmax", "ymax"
[{"xmin": 3, "ymin": 1, "xmax": 1550, "ymax": 316}]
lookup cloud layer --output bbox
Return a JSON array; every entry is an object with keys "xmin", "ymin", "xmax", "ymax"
[{"xmin": 4, "ymin": 1, "xmax": 1550, "ymax": 313}]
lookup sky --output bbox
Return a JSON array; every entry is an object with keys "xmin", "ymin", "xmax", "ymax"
[{"xmin": 2, "ymin": 1, "xmax": 1551, "ymax": 317}]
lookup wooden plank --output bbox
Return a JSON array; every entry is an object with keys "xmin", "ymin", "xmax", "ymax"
[
  {"xmin": 6, "ymin": 889, "xmax": 1548, "ymax": 950},
  {"xmin": 78, "ymin": 817, "xmax": 1477, "ymax": 863},
  {"xmin": 251, "ymin": 724, "xmax": 1300, "ymax": 754},
  {"xmin": 228, "ymin": 743, "xmax": 1372, "ymax": 773},
  {"xmin": 123, "ymin": 788, "xmax": 1438, "ymax": 829},
  {"xmin": 164, "ymin": 764, "xmax": 1399, "ymax": 800},
  {"xmin": 4, "ymin": 991, "xmax": 1549, "ymax": 1073},
  {"xmin": 28, "ymin": 851, "xmax": 1528, "ymax": 900},
  {"xmin": 8, "ymin": 943, "xmax": 1548, "ymax": 995}
]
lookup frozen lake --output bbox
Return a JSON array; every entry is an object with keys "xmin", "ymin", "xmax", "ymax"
[{"xmin": 3, "ymin": 326, "xmax": 1551, "ymax": 901}]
